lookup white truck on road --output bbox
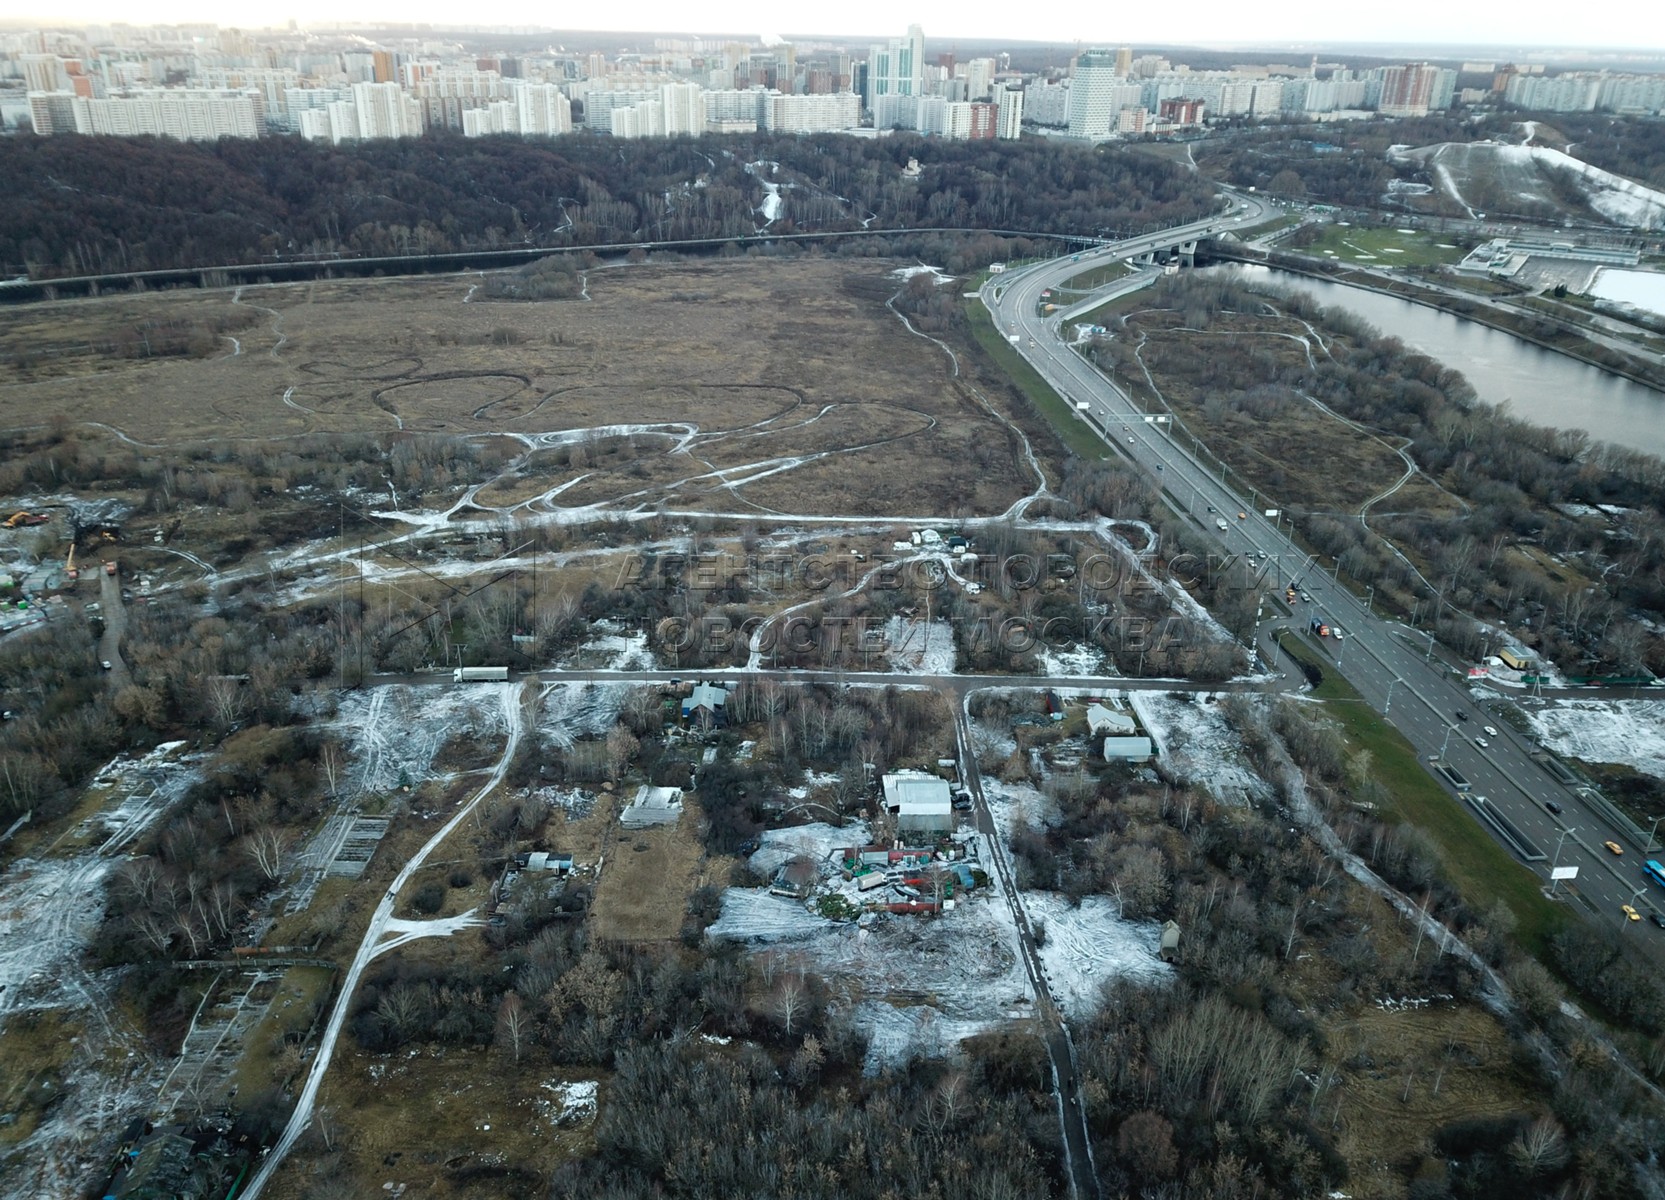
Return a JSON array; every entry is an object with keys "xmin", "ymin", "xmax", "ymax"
[
  {"xmin": 1214, "ymin": 517, "xmax": 1229, "ymax": 532},
  {"xmin": 453, "ymin": 666, "xmax": 510, "ymax": 682}
]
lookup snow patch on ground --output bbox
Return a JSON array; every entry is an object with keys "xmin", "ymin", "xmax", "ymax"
[
  {"xmin": 334, "ymin": 684, "xmax": 515, "ymax": 793},
  {"xmin": 860, "ymin": 1004, "xmax": 1005, "ymax": 1068},
  {"xmin": 885, "ymin": 616, "xmax": 958, "ymax": 675},
  {"xmin": 1027, "ymin": 893, "xmax": 1172, "ymax": 1019},
  {"xmin": 1041, "ymin": 641, "xmax": 1110, "ymax": 678},
  {"xmin": 750, "ymin": 820, "xmax": 867, "ymax": 876},
  {"xmin": 0, "ymin": 741, "xmax": 202, "ymax": 1198},
  {"xmin": 523, "ymin": 784, "xmax": 598, "ymax": 819},
  {"xmin": 536, "ymin": 682, "xmax": 627, "ymax": 748},
  {"xmin": 980, "ymin": 778, "xmax": 1059, "ymax": 842},
  {"xmin": 383, "ymin": 911, "xmax": 483, "ymax": 938},
  {"xmin": 539, "ymin": 1079, "xmax": 598, "ymax": 1126},
  {"xmin": 889, "ymin": 264, "xmax": 954, "ymax": 285},
  {"xmin": 711, "ymin": 819, "xmax": 1035, "ymax": 1072},
  {"xmin": 706, "ymin": 889, "xmax": 838, "ymax": 941},
  {"xmin": 1136, "ymin": 693, "xmax": 1274, "ymax": 805},
  {"xmin": 1524, "ymin": 699, "xmax": 1665, "ymax": 779},
  {"xmin": 559, "ymin": 619, "xmax": 653, "ymax": 670}
]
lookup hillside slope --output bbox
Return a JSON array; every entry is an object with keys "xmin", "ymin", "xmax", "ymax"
[{"xmin": 1392, "ymin": 140, "xmax": 1665, "ymax": 229}]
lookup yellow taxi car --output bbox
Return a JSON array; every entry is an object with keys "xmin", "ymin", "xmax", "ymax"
[
  {"xmin": 1621, "ymin": 904, "xmax": 1641, "ymax": 922},
  {"xmin": 1604, "ymin": 840, "xmax": 1624, "ymax": 855}
]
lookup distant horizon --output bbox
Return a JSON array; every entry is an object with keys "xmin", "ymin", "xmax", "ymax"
[{"xmin": 3, "ymin": 6, "xmax": 1663, "ymax": 58}]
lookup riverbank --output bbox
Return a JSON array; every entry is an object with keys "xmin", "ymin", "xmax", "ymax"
[{"xmin": 1202, "ymin": 243, "xmax": 1665, "ymax": 396}]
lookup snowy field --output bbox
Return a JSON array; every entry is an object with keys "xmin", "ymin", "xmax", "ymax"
[
  {"xmin": 1524, "ymin": 699, "xmax": 1665, "ymax": 780},
  {"xmin": 334, "ymin": 684, "xmax": 517, "ymax": 793},
  {"xmin": 333, "ymin": 681, "xmax": 622, "ymax": 797},
  {"xmin": 535, "ymin": 681, "xmax": 627, "ymax": 747},
  {"xmin": 1135, "ymin": 693, "xmax": 1274, "ymax": 806},
  {"xmin": 1041, "ymin": 642, "xmax": 1110, "ymax": 677},
  {"xmin": 980, "ymin": 778, "xmax": 1058, "ymax": 842},
  {"xmin": 558, "ymin": 620, "xmax": 654, "ymax": 670},
  {"xmin": 884, "ymin": 616, "xmax": 957, "ymax": 675},
  {"xmin": 1027, "ymin": 893, "xmax": 1172, "ymax": 1020}
]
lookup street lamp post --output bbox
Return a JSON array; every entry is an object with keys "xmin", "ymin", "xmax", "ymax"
[
  {"xmin": 1384, "ymin": 677, "xmax": 1399, "ymax": 714},
  {"xmin": 1645, "ymin": 814, "xmax": 1663, "ymax": 855},
  {"xmin": 1623, "ymin": 885, "xmax": 1649, "ymax": 928},
  {"xmin": 1549, "ymin": 826, "xmax": 1578, "ymax": 896},
  {"xmin": 1439, "ymin": 724, "xmax": 1457, "ymax": 758}
]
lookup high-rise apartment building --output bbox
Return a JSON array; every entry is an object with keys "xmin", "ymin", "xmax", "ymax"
[
  {"xmin": 1069, "ymin": 50, "xmax": 1124, "ymax": 138},
  {"xmin": 995, "ymin": 83, "xmax": 1023, "ymax": 139},
  {"xmin": 763, "ymin": 90, "xmax": 859, "ymax": 133},
  {"xmin": 66, "ymin": 88, "xmax": 261, "ymax": 140},
  {"xmin": 352, "ymin": 80, "xmax": 421, "ymax": 138},
  {"xmin": 1378, "ymin": 63, "xmax": 1444, "ymax": 117},
  {"xmin": 866, "ymin": 23, "xmax": 924, "ymax": 110}
]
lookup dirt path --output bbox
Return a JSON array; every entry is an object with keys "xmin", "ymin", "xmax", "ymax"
[
  {"xmin": 240, "ymin": 681, "xmax": 526, "ymax": 1200},
  {"xmin": 97, "ymin": 567, "xmax": 130, "ymax": 686}
]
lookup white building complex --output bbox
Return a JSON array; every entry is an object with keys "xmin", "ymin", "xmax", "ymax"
[{"xmin": 44, "ymin": 87, "xmax": 262, "ymax": 140}]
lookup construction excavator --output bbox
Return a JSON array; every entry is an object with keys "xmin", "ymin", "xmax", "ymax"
[{"xmin": 3, "ymin": 511, "xmax": 49, "ymax": 528}]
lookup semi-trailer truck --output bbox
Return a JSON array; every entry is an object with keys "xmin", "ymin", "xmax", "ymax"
[{"xmin": 453, "ymin": 666, "xmax": 510, "ymax": 682}]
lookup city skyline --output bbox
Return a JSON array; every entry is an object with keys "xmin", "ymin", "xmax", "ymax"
[{"xmin": 5, "ymin": 1, "xmax": 1664, "ymax": 55}]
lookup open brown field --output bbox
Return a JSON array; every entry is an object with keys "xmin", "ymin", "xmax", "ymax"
[
  {"xmin": 588, "ymin": 805, "xmax": 712, "ymax": 943},
  {"xmin": 273, "ymin": 1040, "xmax": 602, "ymax": 1200},
  {"xmin": 0, "ymin": 259, "xmax": 1037, "ymax": 521},
  {"xmin": 1324, "ymin": 1003, "xmax": 1533, "ymax": 1199}
]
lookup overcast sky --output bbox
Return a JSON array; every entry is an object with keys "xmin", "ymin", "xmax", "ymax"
[{"xmin": 23, "ymin": 0, "xmax": 1663, "ymax": 53}]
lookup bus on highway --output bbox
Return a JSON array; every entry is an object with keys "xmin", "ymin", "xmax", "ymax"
[{"xmin": 1645, "ymin": 860, "xmax": 1665, "ymax": 892}]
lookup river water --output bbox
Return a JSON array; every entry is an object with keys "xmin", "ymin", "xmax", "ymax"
[{"xmin": 1197, "ymin": 263, "xmax": 1665, "ymax": 460}]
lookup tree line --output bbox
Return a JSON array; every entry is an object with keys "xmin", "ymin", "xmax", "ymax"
[{"xmin": 0, "ymin": 132, "xmax": 1217, "ymax": 280}]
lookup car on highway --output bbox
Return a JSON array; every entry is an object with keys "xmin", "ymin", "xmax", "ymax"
[
  {"xmin": 1604, "ymin": 840, "xmax": 1624, "ymax": 855},
  {"xmin": 1455, "ymin": 711, "xmax": 1468, "ymax": 721},
  {"xmin": 1622, "ymin": 904, "xmax": 1642, "ymax": 922},
  {"xmin": 1653, "ymin": 913, "xmax": 1665, "ymax": 930},
  {"xmin": 100, "ymin": 660, "xmax": 112, "ymax": 671},
  {"xmin": 1237, "ymin": 511, "xmax": 1247, "ymax": 520},
  {"xmin": 1474, "ymin": 736, "xmax": 1488, "ymax": 748},
  {"xmin": 1483, "ymin": 725, "xmax": 1499, "ymax": 737},
  {"xmin": 1546, "ymin": 801, "xmax": 1564, "ymax": 815},
  {"xmin": 1299, "ymin": 592, "xmax": 1311, "ymax": 602},
  {"xmin": 1128, "ymin": 437, "xmax": 1135, "ymax": 444}
]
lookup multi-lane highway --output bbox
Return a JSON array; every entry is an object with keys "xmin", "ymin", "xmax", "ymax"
[{"xmin": 982, "ymin": 206, "xmax": 1665, "ymax": 943}]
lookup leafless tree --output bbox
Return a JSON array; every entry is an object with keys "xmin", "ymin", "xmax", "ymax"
[
  {"xmin": 245, "ymin": 828, "xmax": 289, "ymax": 881},
  {"xmin": 319, "ymin": 737, "xmax": 345, "ymax": 797},
  {"xmin": 774, "ymin": 978, "xmax": 807, "ymax": 1038},
  {"xmin": 1508, "ymin": 1115, "xmax": 1569, "ymax": 1176},
  {"xmin": 497, "ymin": 992, "xmax": 530, "ymax": 1063}
]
